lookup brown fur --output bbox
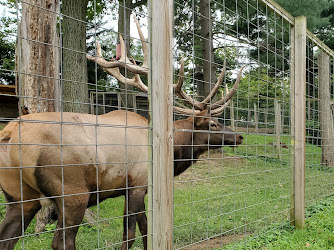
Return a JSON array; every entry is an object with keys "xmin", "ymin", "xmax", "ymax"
[{"xmin": 0, "ymin": 110, "xmax": 242, "ymax": 249}]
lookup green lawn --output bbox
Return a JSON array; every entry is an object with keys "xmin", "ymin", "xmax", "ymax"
[
  {"xmin": 225, "ymin": 195, "xmax": 334, "ymax": 249},
  {"xmin": 0, "ymin": 133, "xmax": 333, "ymax": 249}
]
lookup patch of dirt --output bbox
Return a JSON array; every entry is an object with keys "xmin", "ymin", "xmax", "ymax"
[
  {"xmin": 174, "ymin": 153, "xmax": 246, "ymax": 186},
  {"xmin": 184, "ymin": 233, "xmax": 252, "ymax": 249}
]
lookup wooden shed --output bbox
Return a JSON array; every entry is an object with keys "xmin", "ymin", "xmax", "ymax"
[{"xmin": 0, "ymin": 84, "xmax": 18, "ymax": 119}]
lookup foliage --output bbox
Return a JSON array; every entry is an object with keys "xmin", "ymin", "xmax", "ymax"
[
  {"xmin": 238, "ymin": 69, "xmax": 289, "ymax": 99},
  {"xmin": 86, "ymin": 0, "xmax": 109, "ymax": 22},
  {"xmin": 0, "ymin": 2, "xmax": 16, "ymax": 85},
  {"xmin": 276, "ymin": 0, "xmax": 334, "ymax": 51}
]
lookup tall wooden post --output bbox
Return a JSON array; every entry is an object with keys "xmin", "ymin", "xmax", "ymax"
[
  {"xmin": 290, "ymin": 25, "xmax": 295, "ymax": 225},
  {"xmin": 150, "ymin": 0, "xmax": 174, "ymax": 249},
  {"xmin": 275, "ymin": 99, "xmax": 281, "ymax": 159},
  {"xmin": 230, "ymin": 99, "xmax": 235, "ymax": 130},
  {"xmin": 293, "ymin": 16, "xmax": 307, "ymax": 229},
  {"xmin": 254, "ymin": 102, "xmax": 258, "ymax": 133},
  {"xmin": 318, "ymin": 52, "xmax": 334, "ymax": 166}
]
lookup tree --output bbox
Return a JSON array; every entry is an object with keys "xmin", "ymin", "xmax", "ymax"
[
  {"xmin": 276, "ymin": 0, "xmax": 334, "ymax": 51},
  {"xmin": 61, "ymin": 0, "xmax": 89, "ymax": 113},
  {"xmin": 197, "ymin": 0, "xmax": 217, "ymax": 102},
  {"xmin": 17, "ymin": 0, "xmax": 60, "ymax": 113},
  {"xmin": 0, "ymin": 9, "xmax": 15, "ymax": 85}
]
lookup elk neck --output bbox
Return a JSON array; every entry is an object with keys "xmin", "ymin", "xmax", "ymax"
[{"xmin": 173, "ymin": 117, "xmax": 212, "ymax": 176}]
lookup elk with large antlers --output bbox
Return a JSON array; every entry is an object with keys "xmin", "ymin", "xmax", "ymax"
[{"xmin": 0, "ymin": 17, "xmax": 244, "ymax": 250}]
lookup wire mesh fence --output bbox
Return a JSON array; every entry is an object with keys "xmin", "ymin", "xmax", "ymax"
[
  {"xmin": 172, "ymin": 0, "xmax": 293, "ymax": 248},
  {"xmin": 305, "ymin": 38, "xmax": 334, "ymax": 207},
  {"xmin": 0, "ymin": 0, "xmax": 153, "ymax": 249},
  {"xmin": 0, "ymin": 0, "xmax": 333, "ymax": 249}
]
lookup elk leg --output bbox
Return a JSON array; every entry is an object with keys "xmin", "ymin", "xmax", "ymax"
[
  {"xmin": 121, "ymin": 188, "xmax": 146, "ymax": 250},
  {"xmin": 136, "ymin": 202, "xmax": 147, "ymax": 250},
  {"xmin": 0, "ymin": 199, "xmax": 41, "ymax": 250},
  {"xmin": 51, "ymin": 193, "xmax": 89, "ymax": 250}
]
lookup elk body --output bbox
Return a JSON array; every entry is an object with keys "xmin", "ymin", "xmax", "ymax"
[{"xmin": 0, "ymin": 17, "xmax": 244, "ymax": 250}]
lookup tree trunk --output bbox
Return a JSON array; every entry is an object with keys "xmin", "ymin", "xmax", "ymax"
[
  {"xmin": 118, "ymin": 0, "xmax": 135, "ymax": 109},
  {"xmin": 195, "ymin": 66, "xmax": 204, "ymax": 101},
  {"xmin": 61, "ymin": 0, "xmax": 89, "ymax": 113},
  {"xmin": 17, "ymin": 0, "xmax": 60, "ymax": 113},
  {"xmin": 198, "ymin": 0, "xmax": 216, "ymax": 103},
  {"xmin": 319, "ymin": 52, "xmax": 334, "ymax": 166}
]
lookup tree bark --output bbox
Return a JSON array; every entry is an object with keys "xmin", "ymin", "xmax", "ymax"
[
  {"xmin": 319, "ymin": 52, "xmax": 334, "ymax": 166},
  {"xmin": 17, "ymin": 0, "xmax": 60, "ymax": 113},
  {"xmin": 198, "ymin": 0, "xmax": 216, "ymax": 103},
  {"xmin": 61, "ymin": 0, "xmax": 89, "ymax": 113}
]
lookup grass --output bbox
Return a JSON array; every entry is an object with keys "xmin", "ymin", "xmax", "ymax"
[
  {"xmin": 0, "ymin": 132, "xmax": 333, "ymax": 249},
  {"xmin": 225, "ymin": 195, "xmax": 334, "ymax": 249}
]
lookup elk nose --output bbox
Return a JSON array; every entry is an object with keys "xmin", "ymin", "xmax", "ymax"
[{"xmin": 238, "ymin": 135, "xmax": 243, "ymax": 142}]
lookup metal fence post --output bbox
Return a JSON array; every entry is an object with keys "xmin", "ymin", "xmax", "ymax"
[
  {"xmin": 151, "ymin": 0, "xmax": 174, "ymax": 248},
  {"xmin": 293, "ymin": 16, "xmax": 307, "ymax": 229}
]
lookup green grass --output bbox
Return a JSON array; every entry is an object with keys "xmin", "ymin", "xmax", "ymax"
[
  {"xmin": 225, "ymin": 195, "xmax": 334, "ymax": 249},
  {"xmin": 1, "ymin": 133, "xmax": 333, "ymax": 249}
]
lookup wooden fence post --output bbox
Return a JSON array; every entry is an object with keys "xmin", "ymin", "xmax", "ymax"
[
  {"xmin": 150, "ymin": 0, "xmax": 174, "ymax": 249},
  {"xmin": 254, "ymin": 102, "xmax": 258, "ymax": 133},
  {"xmin": 293, "ymin": 16, "xmax": 307, "ymax": 229},
  {"xmin": 318, "ymin": 52, "xmax": 334, "ymax": 166},
  {"xmin": 230, "ymin": 100, "xmax": 235, "ymax": 130},
  {"xmin": 290, "ymin": 25, "xmax": 295, "ymax": 225},
  {"xmin": 275, "ymin": 99, "xmax": 281, "ymax": 159}
]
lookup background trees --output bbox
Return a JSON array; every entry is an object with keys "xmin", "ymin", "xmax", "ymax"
[{"xmin": 0, "ymin": 0, "xmax": 333, "ymax": 124}]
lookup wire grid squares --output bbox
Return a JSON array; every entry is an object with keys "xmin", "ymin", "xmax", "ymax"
[
  {"xmin": 0, "ymin": 0, "xmax": 152, "ymax": 249},
  {"xmin": 173, "ymin": 0, "xmax": 293, "ymax": 248},
  {"xmin": 1, "ymin": 0, "xmax": 334, "ymax": 249},
  {"xmin": 305, "ymin": 37, "xmax": 334, "ymax": 206}
]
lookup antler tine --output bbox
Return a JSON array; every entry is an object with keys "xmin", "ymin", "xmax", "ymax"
[
  {"xmin": 173, "ymin": 58, "xmax": 207, "ymax": 111},
  {"xmin": 210, "ymin": 85, "xmax": 230, "ymax": 116},
  {"xmin": 133, "ymin": 15, "xmax": 148, "ymax": 69},
  {"xmin": 173, "ymin": 106, "xmax": 202, "ymax": 116},
  {"xmin": 201, "ymin": 60, "xmax": 226, "ymax": 105},
  {"xmin": 118, "ymin": 34, "xmax": 133, "ymax": 66},
  {"xmin": 210, "ymin": 65, "xmax": 245, "ymax": 110}
]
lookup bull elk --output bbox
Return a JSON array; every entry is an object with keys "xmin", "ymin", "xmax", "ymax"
[{"xmin": 0, "ymin": 17, "xmax": 244, "ymax": 250}]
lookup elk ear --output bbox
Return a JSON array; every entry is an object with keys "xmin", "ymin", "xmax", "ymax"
[{"xmin": 194, "ymin": 109, "xmax": 209, "ymax": 127}]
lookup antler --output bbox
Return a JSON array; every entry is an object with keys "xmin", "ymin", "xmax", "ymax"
[
  {"xmin": 87, "ymin": 15, "xmax": 243, "ymax": 117},
  {"xmin": 174, "ymin": 61, "xmax": 245, "ymax": 116},
  {"xmin": 87, "ymin": 16, "xmax": 149, "ymax": 92}
]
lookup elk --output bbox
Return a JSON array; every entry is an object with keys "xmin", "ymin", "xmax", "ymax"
[{"xmin": 0, "ymin": 17, "xmax": 244, "ymax": 250}]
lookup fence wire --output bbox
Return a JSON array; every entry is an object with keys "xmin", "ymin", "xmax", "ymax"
[
  {"xmin": 305, "ymin": 37, "xmax": 334, "ymax": 206},
  {"xmin": 0, "ymin": 0, "xmax": 152, "ymax": 249},
  {"xmin": 173, "ymin": 0, "xmax": 293, "ymax": 248},
  {"xmin": 0, "ymin": 0, "xmax": 334, "ymax": 249}
]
